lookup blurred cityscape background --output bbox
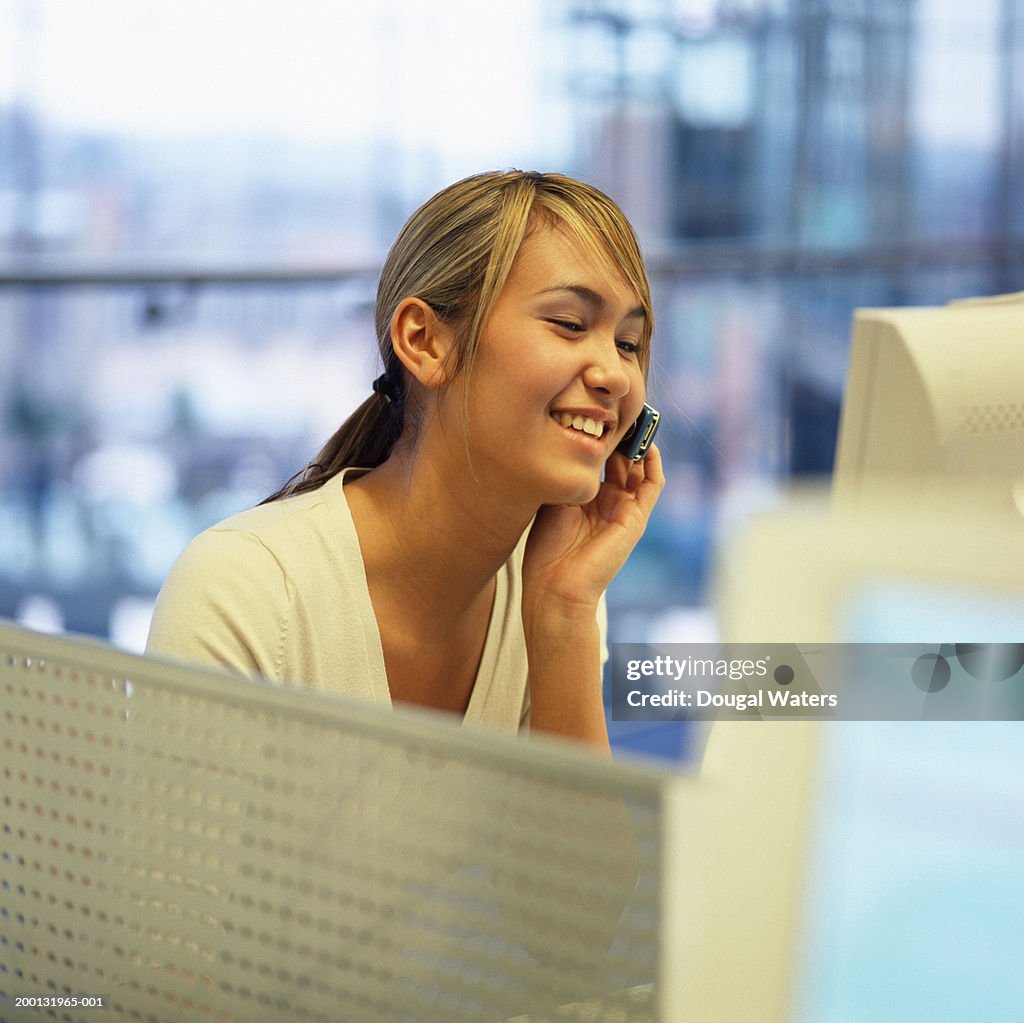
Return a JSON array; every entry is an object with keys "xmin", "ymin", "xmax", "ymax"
[{"xmin": 1, "ymin": 0, "xmax": 1022, "ymax": 654}]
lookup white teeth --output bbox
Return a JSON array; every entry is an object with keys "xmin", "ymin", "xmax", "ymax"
[{"xmin": 553, "ymin": 413, "xmax": 605, "ymax": 439}]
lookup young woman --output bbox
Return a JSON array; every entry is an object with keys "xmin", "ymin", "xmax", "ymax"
[{"xmin": 146, "ymin": 170, "xmax": 663, "ymax": 753}]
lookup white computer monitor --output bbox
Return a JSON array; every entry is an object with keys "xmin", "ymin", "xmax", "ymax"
[
  {"xmin": 710, "ymin": 289, "xmax": 1024, "ymax": 1017},
  {"xmin": 717, "ymin": 291, "xmax": 1024, "ymax": 644},
  {"xmin": 832, "ymin": 291, "xmax": 1024, "ymax": 519},
  {"xmin": 711, "ymin": 495, "xmax": 1024, "ymax": 1018}
]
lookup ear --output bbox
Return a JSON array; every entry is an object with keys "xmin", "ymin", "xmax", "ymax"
[{"xmin": 390, "ymin": 298, "xmax": 456, "ymax": 390}]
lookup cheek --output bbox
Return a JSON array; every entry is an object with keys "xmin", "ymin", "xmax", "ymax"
[
  {"xmin": 501, "ymin": 348, "xmax": 575, "ymax": 408},
  {"xmin": 623, "ymin": 368, "xmax": 647, "ymax": 421}
]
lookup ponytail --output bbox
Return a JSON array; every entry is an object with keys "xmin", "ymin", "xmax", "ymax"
[{"xmin": 260, "ymin": 386, "xmax": 404, "ymax": 503}]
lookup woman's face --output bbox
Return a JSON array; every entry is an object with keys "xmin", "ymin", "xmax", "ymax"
[{"xmin": 451, "ymin": 221, "xmax": 648, "ymax": 508}]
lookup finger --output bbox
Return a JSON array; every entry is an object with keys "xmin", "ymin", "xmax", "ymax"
[
  {"xmin": 604, "ymin": 450, "xmax": 632, "ymax": 489},
  {"xmin": 622, "ymin": 455, "xmax": 645, "ymax": 494},
  {"xmin": 631, "ymin": 443, "xmax": 665, "ymax": 509},
  {"xmin": 620, "ymin": 439, "xmax": 660, "ymax": 487},
  {"xmin": 642, "ymin": 442, "xmax": 665, "ymax": 484}
]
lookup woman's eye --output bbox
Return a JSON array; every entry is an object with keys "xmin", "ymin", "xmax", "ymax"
[
  {"xmin": 616, "ymin": 339, "xmax": 640, "ymax": 354},
  {"xmin": 547, "ymin": 318, "xmax": 585, "ymax": 333}
]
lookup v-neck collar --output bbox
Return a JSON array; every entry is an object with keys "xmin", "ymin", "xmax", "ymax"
[{"xmin": 332, "ymin": 467, "xmax": 509, "ymax": 724}]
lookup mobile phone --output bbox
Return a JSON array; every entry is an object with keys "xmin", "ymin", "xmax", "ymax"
[{"xmin": 616, "ymin": 402, "xmax": 660, "ymax": 461}]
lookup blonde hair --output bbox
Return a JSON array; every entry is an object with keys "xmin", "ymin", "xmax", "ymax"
[{"xmin": 266, "ymin": 170, "xmax": 653, "ymax": 502}]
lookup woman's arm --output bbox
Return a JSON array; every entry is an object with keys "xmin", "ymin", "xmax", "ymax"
[
  {"xmin": 523, "ymin": 600, "xmax": 608, "ymax": 748},
  {"xmin": 521, "ymin": 446, "xmax": 664, "ymax": 751}
]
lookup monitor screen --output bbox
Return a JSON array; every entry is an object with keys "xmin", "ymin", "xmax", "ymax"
[
  {"xmin": 710, "ymin": 573, "xmax": 1024, "ymax": 1022},
  {"xmin": 795, "ymin": 719, "xmax": 1024, "ymax": 1023}
]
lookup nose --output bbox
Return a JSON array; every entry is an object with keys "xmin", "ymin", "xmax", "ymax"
[{"xmin": 581, "ymin": 336, "xmax": 631, "ymax": 400}]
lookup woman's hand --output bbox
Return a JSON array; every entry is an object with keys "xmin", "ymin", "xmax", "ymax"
[
  {"xmin": 520, "ymin": 445, "xmax": 664, "ymax": 749},
  {"xmin": 522, "ymin": 444, "xmax": 665, "ymax": 614}
]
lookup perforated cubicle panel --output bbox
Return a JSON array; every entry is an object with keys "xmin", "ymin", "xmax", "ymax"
[{"xmin": 0, "ymin": 622, "xmax": 679, "ymax": 1023}]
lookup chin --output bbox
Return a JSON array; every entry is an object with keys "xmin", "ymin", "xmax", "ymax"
[
  {"xmin": 539, "ymin": 470, "xmax": 602, "ymax": 507},
  {"xmin": 495, "ymin": 455, "xmax": 603, "ymax": 510}
]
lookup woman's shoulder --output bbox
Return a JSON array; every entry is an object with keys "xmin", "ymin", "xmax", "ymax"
[
  {"xmin": 191, "ymin": 480, "xmax": 348, "ymax": 555},
  {"xmin": 209, "ymin": 481, "xmax": 340, "ymax": 533},
  {"xmin": 146, "ymin": 480, "xmax": 353, "ymax": 677},
  {"xmin": 152, "ymin": 483, "xmax": 351, "ymax": 613}
]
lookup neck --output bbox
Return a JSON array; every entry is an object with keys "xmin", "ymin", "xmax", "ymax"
[{"xmin": 344, "ymin": 436, "xmax": 536, "ymax": 623}]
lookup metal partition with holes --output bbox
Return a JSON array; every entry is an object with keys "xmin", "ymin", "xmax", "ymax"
[{"xmin": 0, "ymin": 621, "xmax": 691, "ymax": 1023}]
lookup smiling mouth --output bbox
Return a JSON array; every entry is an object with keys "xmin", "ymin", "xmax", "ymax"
[{"xmin": 551, "ymin": 412, "xmax": 610, "ymax": 439}]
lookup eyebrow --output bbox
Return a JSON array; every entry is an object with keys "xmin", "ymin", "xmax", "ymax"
[{"xmin": 539, "ymin": 284, "xmax": 646, "ymax": 322}]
